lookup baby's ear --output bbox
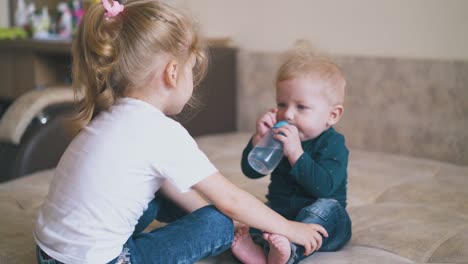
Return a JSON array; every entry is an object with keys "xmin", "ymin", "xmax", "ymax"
[
  {"xmin": 328, "ymin": 104, "xmax": 344, "ymax": 126},
  {"xmin": 163, "ymin": 60, "xmax": 179, "ymax": 89}
]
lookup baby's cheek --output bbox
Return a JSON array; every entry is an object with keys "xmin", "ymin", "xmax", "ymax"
[{"xmin": 297, "ymin": 129, "xmax": 305, "ymax": 140}]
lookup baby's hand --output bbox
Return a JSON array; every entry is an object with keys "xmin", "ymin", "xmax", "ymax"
[
  {"xmin": 273, "ymin": 124, "xmax": 303, "ymax": 165},
  {"xmin": 252, "ymin": 109, "xmax": 277, "ymax": 145}
]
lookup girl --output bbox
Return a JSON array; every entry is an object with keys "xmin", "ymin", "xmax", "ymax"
[{"xmin": 34, "ymin": 1, "xmax": 327, "ymax": 263}]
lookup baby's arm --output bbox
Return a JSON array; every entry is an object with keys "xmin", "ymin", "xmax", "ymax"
[
  {"xmin": 273, "ymin": 124, "xmax": 304, "ymax": 165},
  {"xmin": 193, "ymin": 172, "xmax": 328, "ymax": 255},
  {"xmin": 240, "ymin": 139, "xmax": 267, "ymax": 179},
  {"xmin": 289, "ymin": 133, "xmax": 348, "ymax": 197}
]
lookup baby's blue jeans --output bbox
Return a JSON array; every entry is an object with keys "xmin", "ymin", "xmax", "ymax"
[
  {"xmin": 252, "ymin": 198, "xmax": 352, "ymax": 264},
  {"xmin": 36, "ymin": 195, "xmax": 234, "ymax": 264}
]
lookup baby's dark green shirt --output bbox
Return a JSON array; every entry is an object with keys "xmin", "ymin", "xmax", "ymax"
[{"xmin": 241, "ymin": 127, "xmax": 349, "ymax": 208}]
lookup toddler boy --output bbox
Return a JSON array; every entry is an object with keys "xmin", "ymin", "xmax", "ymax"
[{"xmin": 232, "ymin": 43, "xmax": 351, "ymax": 264}]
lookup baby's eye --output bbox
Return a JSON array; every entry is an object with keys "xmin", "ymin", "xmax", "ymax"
[
  {"xmin": 297, "ymin": 105, "xmax": 308, "ymax": 110},
  {"xmin": 277, "ymin": 103, "xmax": 286, "ymax": 108}
]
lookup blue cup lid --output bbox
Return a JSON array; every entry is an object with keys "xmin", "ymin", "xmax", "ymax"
[{"xmin": 273, "ymin": 121, "xmax": 289, "ymax": 128}]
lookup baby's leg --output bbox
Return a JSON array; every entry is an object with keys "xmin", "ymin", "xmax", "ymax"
[
  {"xmin": 231, "ymin": 225, "xmax": 267, "ymax": 264},
  {"xmin": 263, "ymin": 233, "xmax": 291, "ymax": 264},
  {"xmin": 295, "ymin": 199, "xmax": 352, "ymax": 252}
]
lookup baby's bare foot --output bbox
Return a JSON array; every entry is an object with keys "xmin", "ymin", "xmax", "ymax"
[
  {"xmin": 231, "ymin": 225, "xmax": 267, "ymax": 264},
  {"xmin": 264, "ymin": 233, "xmax": 291, "ymax": 264}
]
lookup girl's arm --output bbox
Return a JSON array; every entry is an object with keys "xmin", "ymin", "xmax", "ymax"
[
  {"xmin": 193, "ymin": 172, "xmax": 328, "ymax": 255},
  {"xmin": 159, "ymin": 180, "xmax": 209, "ymax": 213}
]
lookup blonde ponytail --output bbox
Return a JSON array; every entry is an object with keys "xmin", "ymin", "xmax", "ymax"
[
  {"xmin": 68, "ymin": 0, "xmax": 207, "ymax": 135},
  {"xmin": 69, "ymin": 2, "xmax": 121, "ymax": 135}
]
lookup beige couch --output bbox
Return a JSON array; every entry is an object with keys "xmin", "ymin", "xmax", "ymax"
[{"xmin": 0, "ymin": 51, "xmax": 467, "ymax": 263}]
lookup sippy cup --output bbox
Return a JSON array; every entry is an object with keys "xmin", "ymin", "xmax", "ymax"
[{"xmin": 247, "ymin": 121, "xmax": 288, "ymax": 174}]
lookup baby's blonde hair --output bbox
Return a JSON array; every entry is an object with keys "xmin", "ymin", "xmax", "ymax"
[
  {"xmin": 276, "ymin": 40, "xmax": 346, "ymax": 105},
  {"xmin": 70, "ymin": 0, "xmax": 207, "ymax": 134}
]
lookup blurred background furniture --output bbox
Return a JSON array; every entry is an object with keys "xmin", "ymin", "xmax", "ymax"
[
  {"xmin": 0, "ymin": 40, "xmax": 72, "ymax": 99},
  {"xmin": 0, "ymin": 39, "xmax": 237, "ymax": 137},
  {"xmin": 0, "ymin": 41, "xmax": 237, "ymax": 183},
  {"xmin": 0, "ymin": 88, "xmax": 74, "ymax": 183}
]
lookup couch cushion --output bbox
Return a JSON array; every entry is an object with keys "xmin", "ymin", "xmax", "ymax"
[{"xmin": 0, "ymin": 169, "xmax": 54, "ymax": 263}]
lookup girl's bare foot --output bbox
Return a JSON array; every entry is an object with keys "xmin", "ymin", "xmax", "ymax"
[
  {"xmin": 263, "ymin": 233, "xmax": 291, "ymax": 264},
  {"xmin": 231, "ymin": 225, "xmax": 267, "ymax": 264}
]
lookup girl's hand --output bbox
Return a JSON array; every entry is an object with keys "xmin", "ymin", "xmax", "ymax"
[
  {"xmin": 252, "ymin": 109, "xmax": 277, "ymax": 145},
  {"xmin": 287, "ymin": 221, "xmax": 328, "ymax": 256},
  {"xmin": 273, "ymin": 124, "xmax": 303, "ymax": 165}
]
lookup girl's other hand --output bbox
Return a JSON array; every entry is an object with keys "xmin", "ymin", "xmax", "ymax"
[{"xmin": 252, "ymin": 109, "xmax": 277, "ymax": 145}]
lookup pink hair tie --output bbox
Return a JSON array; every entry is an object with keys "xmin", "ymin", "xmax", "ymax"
[{"xmin": 102, "ymin": 0, "xmax": 124, "ymax": 20}]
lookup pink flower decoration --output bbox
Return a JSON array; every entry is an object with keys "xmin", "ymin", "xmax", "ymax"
[{"xmin": 101, "ymin": 0, "xmax": 124, "ymax": 19}]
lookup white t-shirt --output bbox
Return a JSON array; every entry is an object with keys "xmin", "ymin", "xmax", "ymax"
[{"xmin": 34, "ymin": 98, "xmax": 218, "ymax": 264}]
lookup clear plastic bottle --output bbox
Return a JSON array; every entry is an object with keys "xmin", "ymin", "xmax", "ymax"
[{"xmin": 248, "ymin": 121, "xmax": 288, "ymax": 174}]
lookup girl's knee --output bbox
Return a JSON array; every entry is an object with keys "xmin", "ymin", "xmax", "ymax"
[
  {"xmin": 193, "ymin": 205, "xmax": 234, "ymax": 255},
  {"xmin": 195, "ymin": 205, "xmax": 234, "ymax": 234}
]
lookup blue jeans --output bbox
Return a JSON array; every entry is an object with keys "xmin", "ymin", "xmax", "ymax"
[
  {"xmin": 36, "ymin": 195, "xmax": 234, "ymax": 264},
  {"xmin": 252, "ymin": 198, "xmax": 352, "ymax": 264}
]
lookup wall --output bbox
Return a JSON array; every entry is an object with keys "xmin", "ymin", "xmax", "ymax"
[
  {"xmin": 3, "ymin": 1, "xmax": 467, "ymax": 60},
  {"xmin": 174, "ymin": 0, "xmax": 468, "ymax": 61}
]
